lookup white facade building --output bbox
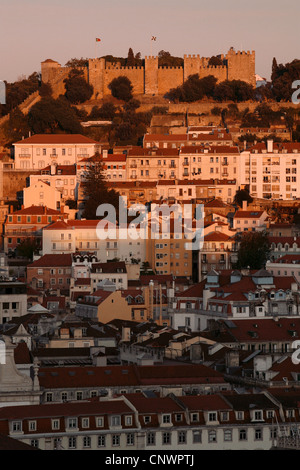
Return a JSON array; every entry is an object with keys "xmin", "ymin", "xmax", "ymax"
[
  {"xmin": 42, "ymin": 220, "xmax": 146, "ymax": 264},
  {"xmin": 240, "ymin": 141, "xmax": 300, "ymax": 200},
  {"xmin": 13, "ymin": 134, "xmax": 99, "ymax": 170}
]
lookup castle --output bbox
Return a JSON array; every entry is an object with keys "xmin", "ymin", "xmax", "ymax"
[{"xmin": 41, "ymin": 48, "xmax": 255, "ymax": 100}]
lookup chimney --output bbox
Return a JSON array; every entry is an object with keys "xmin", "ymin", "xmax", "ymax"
[
  {"xmin": 51, "ymin": 164, "xmax": 56, "ymax": 175},
  {"xmin": 102, "ymin": 149, "xmax": 108, "ymax": 159},
  {"xmin": 267, "ymin": 139, "xmax": 273, "ymax": 153},
  {"xmin": 242, "ymin": 200, "xmax": 247, "ymax": 210}
]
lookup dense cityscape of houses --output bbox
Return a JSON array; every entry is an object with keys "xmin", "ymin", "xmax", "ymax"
[{"xmin": 1, "ymin": 122, "xmax": 300, "ymax": 451}]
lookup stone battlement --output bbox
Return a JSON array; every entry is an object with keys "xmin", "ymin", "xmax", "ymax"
[{"xmin": 41, "ymin": 48, "xmax": 256, "ymax": 99}]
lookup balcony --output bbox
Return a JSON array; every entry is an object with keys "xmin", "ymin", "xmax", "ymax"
[
  {"xmin": 130, "ymin": 175, "xmax": 137, "ymax": 179},
  {"xmin": 130, "ymin": 164, "xmax": 137, "ymax": 168},
  {"xmin": 169, "ymin": 164, "xmax": 177, "ymax": 168},
  {"xmin": 19, "ymin": 154, "xmax": 31, "ymax": 158},
  {"xmin": 222, "ymin": 161, "xmax": 228, "ymax": 166},
  {"xmin": 182, "ymin": 162, "xmax": 189, "ymax": 166}
]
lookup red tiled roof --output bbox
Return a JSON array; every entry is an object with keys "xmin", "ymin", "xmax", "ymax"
[
  {"xmin": 28, "ymin": 254, "xmax": 72, "ymax": 268},
  {"xmin": 234, "ymin": 210, "xmax": 265, "ymax": 219},
  {"xmin": 14, "ymin": 134, "xmax": 99, "ymax": 145},
  {"xmin": 204, "ymin": 232, "xmax": 231, "ymax": 242},
  {"xmin": 10, "ymin": 205, "xmax": 61, "ymax": 216}
]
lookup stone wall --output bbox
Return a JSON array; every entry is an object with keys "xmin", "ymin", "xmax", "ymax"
[{"xmin": 41, "ymin": 49, "xmax": 256, "ymax": 100}]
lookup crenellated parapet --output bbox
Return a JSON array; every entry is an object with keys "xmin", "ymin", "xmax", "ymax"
[{"xmin": 41, "ymin": 48, "xmax": 256, "ymax": 99}]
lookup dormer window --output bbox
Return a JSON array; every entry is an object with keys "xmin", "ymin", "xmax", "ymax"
[{"xmin": 208, "ymin": 412, "xmax": 218, "ymax": 422}]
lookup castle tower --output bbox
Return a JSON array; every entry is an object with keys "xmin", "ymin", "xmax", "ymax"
[
  {"xmin": 226, "ymin": 48, "xmax": 256, "ymax": 87},
  {"xmin": 41, "ymin": 59, "xmax": 62, "ymax": 83},
  {"xmin": 88, "ymin": 58, "xmax": 106, "ymax": 99},
  {"xmin": 183, "ymin": 54, "xmax": 202, "ymax": 81},
  {"xmin": 145, "ymin": 56, "xmax": 159, "ymax": 95}
]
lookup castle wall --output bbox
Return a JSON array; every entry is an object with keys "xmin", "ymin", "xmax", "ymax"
[
  {"xmin": 157, "ymin": 67, "xmax": 184, "ymax": 95},
  {"xmin": 103, "ymin": 66, "xmax": 145, "ymax": 96},
  {"xmin": 226, "ymin": 50, "xmax": 256, "ymax": 87},
  {"xmin": 41, "ymin": 49, "xmax": 256, "ymax": 100}
]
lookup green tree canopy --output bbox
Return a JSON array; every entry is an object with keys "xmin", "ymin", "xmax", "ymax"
[
  {"xmin": 81, "ymin": 155, "xmax": 121, "ymax": 221},
  {"xmin": 233, "ymin": 188, "xmax": 253, "ymax": 207},
  {"xmin": 108, "ymin": 76, "xmax": 133, "ymax": 102},
  {"xmin": 63, "ymin": 69, "xmax": 93, "ymax": 104},
  {"xmin": 235, "ymin": 230, "xmax": 270, "ymax": 270},
  {"xmin": 28, "ymin": 96, "xmax": 83, "ymax": 134},
  {"xmin": 2, "ymin": 106, "xmax": 30, "ymax": 147}
]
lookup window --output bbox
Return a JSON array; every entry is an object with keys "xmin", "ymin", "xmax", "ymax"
[
  {"xmin": 193, "ymin": 430, "xmax": 201, "ymax": 443},
  {"xmin": 126, "ymin": 433, "xmax": 134, "ymax": 446},
  {"xmin": 208, "ymin": 412, "xmax": 217, "ymax": 422},
  {"xmin": 175, "ymin": 413, "xmax": 182, "ymax": 422},
  {"xmin": 98, "ymin": 435, "xmax": 106, "ymax": 447},
  {"xmin": 30, "ymin": 440, "xmax": 39, "ymax": 448},
  {"xmin": 68, "ymin": 437, "xmax": 77, "ymax": 449},
  {"xmin": 239, "ymin": 429, "xmax": 247, "ymax": 441},
  {"xmin": 224, "ymin": 429, "xmax": 232, "ymax": 442},
  {"xmin": 144, "ymin": 416, "xmax": 151, "ymax": 424},
  {"xmin": 82, "ymin": 418, "xmax": 89, "ymax": 428},
  {"xmin": 28, "ymin": 420, "xmax": 36, "ymax": 431},
  {"xmin": 112, "ymin": 434, "xmax": 120, "ymax": 447},
  {"xmin": 125, "ymin": 416, "xmax": 132, "ymax": 426},
  {"xmin": 83, "ymin": 436, "xmax": 91, "ymax": 448},
  {"xmin": 255, "ymin": 428, "xmax": 263, "ymax": 440},
  {"xmin": 178, "ymin": 431, "xmax": 186, "ymax": 444},
  {"xmin": 68, "ymin": 418, "xmax": 77, "ymax": 429},
  {"xmin": 208, "ymin": 430, "xmax": 217, "ymax": 443},
  {"xmin": 96, "ymin": 417, "xmax": 104, "ymax": 428},
  {"xmin": 45, "ymin": 392, "xmax": 53, "ymax": 402},
  {"xmin": 12, "ymin": 421, "xmax": 22, "ymax": 433},
  {"xmin": 111, "ymin": 415, "xmax": 121, "ymax": 427},
  {"xmin": 162, "ymin": 414, "xmax": 171, "ymax": 424},
  {"xmin": 147, "ymin": 432, "xmax": 156, "ymax": 446},
  {"xmin": 191, "ymin": 413, "xmax": 199, "ymax": 422},
  {"xmin": 162, "ymin": 432, "xmax": 171, "ymax": 445},
  {"xmin": 52, "ymin": 419, "xmax": 60, "ymax": 430}
]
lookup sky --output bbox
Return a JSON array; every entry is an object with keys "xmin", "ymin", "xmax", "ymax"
[{"xmin": 0, "ymin": 0, "xmax": 299, "ymax": 83}]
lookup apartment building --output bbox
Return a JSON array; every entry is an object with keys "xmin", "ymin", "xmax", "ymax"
[
  {"xmin": 13, "ymin": 134, "xmax": 99, "ymax": 170},
  {"xmin": 90, "ymin": 261, "xmax": 128, "ymax": 291},
  {"xmin": 42, "ymin": 219, "xmax": 146, "ymax": 264},
  {"xmin": 143, "ymin": 132, "xmax": 233, "ymax": 149},
  {"xmin": 26, "ymin": 254, "xmax": 73, "ymax": 294},
  {"xmin": 240, "ymin": 141, "xmax": 300, "ymax": 200},
  {"xmin": 126, "ymin": 148, "xmax": 179, "ymax": 181},
  {"xmin": 0, "ymin": 279, "xmax": 27, "ymax": 323},
  {"xmin": 179, "ymin": 145, "xmax": 240, "ymax": 181},
  {"xmin": 3, "ymin": 205, "xmax": 65, "ymax": 253},
  {"xmin": 0, "ymin": 390, "xmax": 292, "ymax": 450},
  {"xmin": 169, "ymin": 268, "xmax": 300, "ymax": 331},
  {"xmin": 27, "ymin": 164, "xmax": 78, "ymax": 204}
]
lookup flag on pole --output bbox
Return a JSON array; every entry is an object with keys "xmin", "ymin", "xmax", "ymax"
[
  {"xmin": 96, "ymin": 38, "xmax": 101, "ymax": 42},
  {"xmin": 151, "ymin": 36, "xmax": 157, "ymax": 41}
]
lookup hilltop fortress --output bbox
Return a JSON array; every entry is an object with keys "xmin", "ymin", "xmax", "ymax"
[{"xmin": 41, "ymin": 48, "xmax": 255, "ymax": 99}]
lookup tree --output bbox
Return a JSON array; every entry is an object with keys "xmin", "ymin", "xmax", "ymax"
[
  {"xmin": 214, "ymin": 80, "xmax": 255, "ymax": 102},
  {"xmin": 89, "ymin": 102, "xmax": 117, "ymax": 120},
  {"xmin": 166, "ymin": 74, "xmax": 217, "ymax": 102},
  {"xmin": 81, "ymin": 155, "xmax": 121, "ymax": 221},
  {"xmin": 108, "ymin": 76, "xmax": 133, "ymax": 102},
  {"xmin": 235, "ymin": 231, "xmax": 270, "ymax": 270},
  {"xmin": 2, "ymin": 106, "xmax": 30, "ymax": 147},
  {"xmin": 28, "ymin": 96, "xmax": 83, "ymax": 134},
  {"xmin": 16, "ymin": 238, "xmax": 41, "ymax": 260},
  {"xmin": 127, "ymin": 48, "xmax": 135, "ymax": 66},
  {"xmin": 209, "ymin": 56, "xmax": 223, "ymax": 66},
  {"xmin": 64, "ymin": 69, "xmax": 93, "ymax": 104},
  {"xmin": 233, "ymin": 188, "xmax": 253, "ymax": 207}
]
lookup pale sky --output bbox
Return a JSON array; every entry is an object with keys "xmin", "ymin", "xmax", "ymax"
[{"xmin": 0, "ymin": 0, "xmax": 299, "ymax": 82}]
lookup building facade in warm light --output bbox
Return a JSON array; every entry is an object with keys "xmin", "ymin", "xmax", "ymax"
[{"xmin": 13, "ymin": 134, "xmax": 99, "ymax": 170}]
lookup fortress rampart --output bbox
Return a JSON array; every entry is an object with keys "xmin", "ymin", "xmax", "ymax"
[{"xmin": 41, "ymin": 49, "xmax": 255, "ymax": 100}]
